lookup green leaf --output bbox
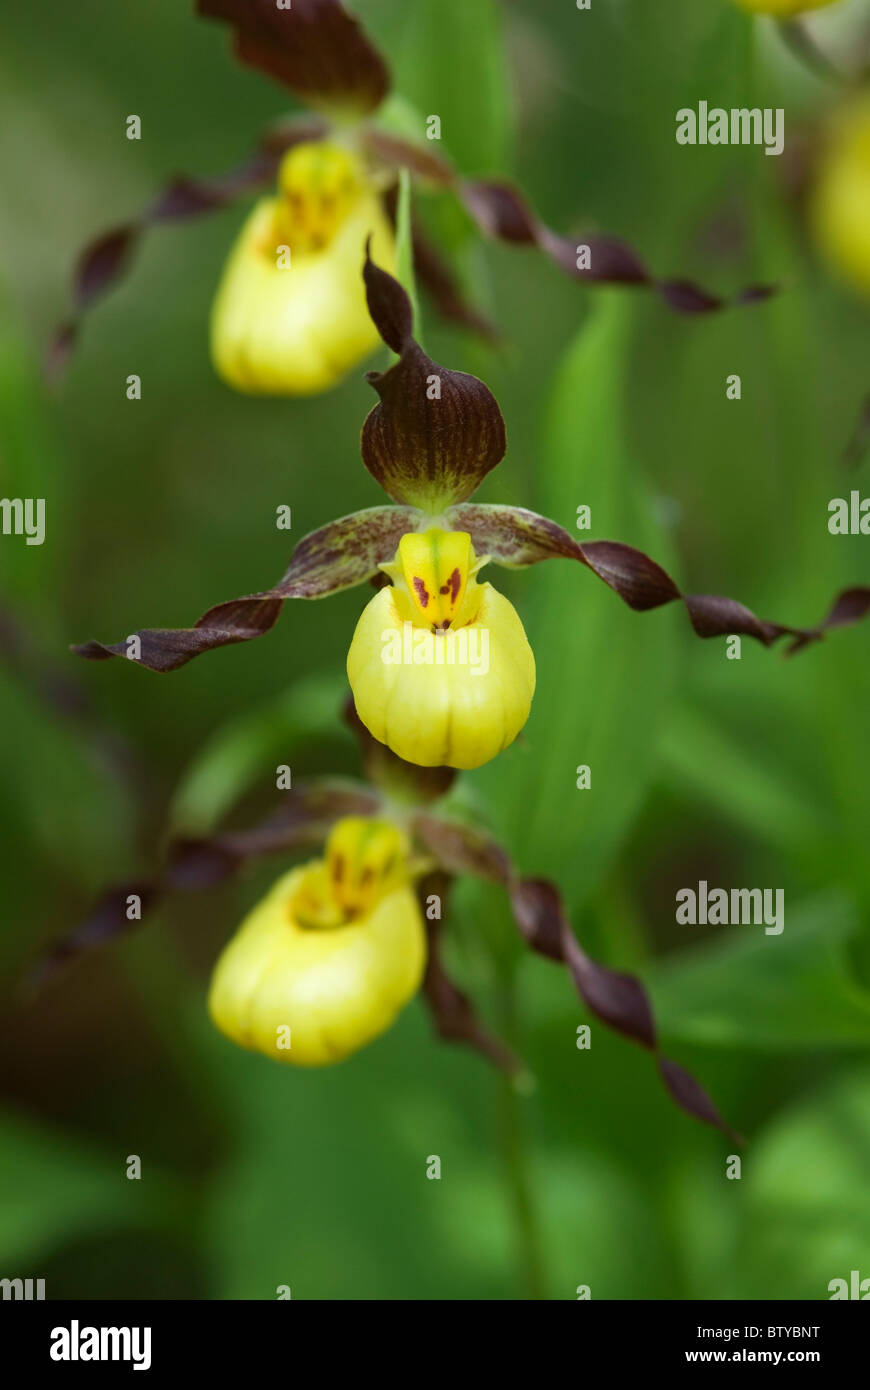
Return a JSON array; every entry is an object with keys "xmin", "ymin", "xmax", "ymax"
[
  {"xmin": 653, "ymin": 893, "xmax": 870, "ymax": 1050},
  {"xmin": 393, "ymin": 0, "xmax": 513, "ymax": 174},
  {"xmin": 742, "ymin": 1065, "xmax": 870, "ymax": 1298},
  {"xmin": 0, "ymin": 280, "xmax": 63, "ymax": 599},
  {"xmin": 0, "ymin": 667, "xmax": 134, "ymax": 897},
  {"xmin": 661, "ymin": 701, "xmax": 830, "ymax": 853},
  {"xmin": 0, "ymin": 1108, "xmax": 185, "ymax": 1269},
  {"xmin": 168, "ymin": 671, "xmax": 348, "ymax": 836}
]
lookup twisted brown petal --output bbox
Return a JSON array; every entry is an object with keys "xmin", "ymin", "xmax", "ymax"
[
  {"xmin": 73, "ymin": 505, "xmax": 419, "ymax": 672},
  {"xmin": 361, "ymin": 254, "xmax": 506, "ymax": 509},
  {"xmin": 29, "ymin": 780, "xmax": 379, "ymax": 987},
  {"xmin": 459, "ymin": 178, "xmax": 775, "ymax": 313},
  {"xmin": 362, "ymin": 131, "xmax": 774, "ymax": 313},
  {"xmin": 448, "ymin": 503, "xmax": 870, "ymax": 655},
  {"xmin": 48, "ymin": 121, "xmax": 324, "ymax": 379},
  {"xmin": 197, "ymin": 0, "xmax": 389, "ymax": 114},
  {"xmin": 414, "ymin": 814, "xmax": 740, "ymax": 1139}
]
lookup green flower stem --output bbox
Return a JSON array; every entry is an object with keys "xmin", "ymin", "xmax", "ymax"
[
  {"xmin": 395, "ymin": 167, "xmax": 424, "ymax": 349},
  {"xmin": 496, "ymin": 974, "xmax": 548, "ymax": 1300}
]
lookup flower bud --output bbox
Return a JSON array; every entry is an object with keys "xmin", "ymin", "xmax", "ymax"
[
  {"xmin": 735, "ymin": 0, "xmax": 839, "ymax": 14},
  {"xmin": 812, "ymin": 101, "xmax": 870, "ymax": 297},
  {"xmin": 346, "ymin": 528, "xmax": 536, "ymax": 770},
  {"xmin": 210, "ymin": 141, "xmax": 396, "ymax": 394},
  {"xmin": 208, "ymin": 818, "xmax": 424, "ymax": 1065}
]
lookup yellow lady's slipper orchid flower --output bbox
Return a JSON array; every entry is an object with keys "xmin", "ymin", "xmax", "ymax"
[
  {"xmin": 208, "ymin": 818, "xmax": 424, "ymax": 1065},
  {"xmin": 735, "ymin": 0, "xmax": 839, "ymax": 14},
  {"xmin": 812, "ymin": 101, "xmax": 870, "ymax": 297},
  {"xmin": 210, "ymin": 141, "xmax": 396, "ymax": 395},
  {"xmin": 346, "ymin": 528, "xmax": 536, "ymax": 771}
]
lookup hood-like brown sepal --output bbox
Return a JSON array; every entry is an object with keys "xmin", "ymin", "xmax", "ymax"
[
  {"xmin": 197, "ymin": 0, "xmax": 390, "ymax": 115},
  {"xmin": 361, "ymin": 253, "xmax": 506, "ymax": 511}
]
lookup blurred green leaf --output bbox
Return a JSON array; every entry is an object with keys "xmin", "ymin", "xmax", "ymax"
[
  {"xmin": 661, "ymin": 701, "xmax": 830, "ymax": 853},
  {"xmin": 653, "ymin": 894, "xmax": 870, "ymax": 1050},
  {"xmin": 393, "ymin": 0, "xmax": 513, "ymax": 174},
  {"xmin": 168, "ymin": 671, "xmax": 348, "ymax": 835},
  {"xmin": 0, "ymin": 665, "xmax": 133, "ymax": 893},
  {"xmin": 742, "ymin": 1065, "xmax": 870, "ymax": 1298},
  {"xmin": 0, "ymin": 281, "xmax": 62, "ymax": 598},
  {"xmin": 0, "ymin": 1108, "xmax": 186, "ymax": 1269}
]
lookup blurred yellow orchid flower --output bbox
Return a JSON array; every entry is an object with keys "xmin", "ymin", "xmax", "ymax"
[
  {"xmin": 208, "ymin": 817, "xmax": 424, "ymax": 1065},
  {"xmin": 211, "ymin": 141, "xmax": 396, "ymax": 394}
]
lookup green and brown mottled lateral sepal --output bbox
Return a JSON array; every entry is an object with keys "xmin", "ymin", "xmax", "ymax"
[
  {"xmin": 73, "ymin": 505, "xmax": 420, "ymax": 672},
  {"xmin": 29, "ymin": 780, "xmax": 379, "ymax": 988},
  {"xmin": 450, "ymin": 502, "xmax": 870, "ymax": 652}
]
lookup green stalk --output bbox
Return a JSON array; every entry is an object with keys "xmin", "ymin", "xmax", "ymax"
[
  {"xmin": 496, "ymin": 973, "xmax": 548, "ymax": 1300},
  {"xmin": 395, "ymin": 167, "xmax": 424, "ymax": 346}
]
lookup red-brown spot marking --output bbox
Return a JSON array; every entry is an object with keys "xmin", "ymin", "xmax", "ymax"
[{"xmin": 413, "ymin": 577, "xmax": 430, "ymax": 608}]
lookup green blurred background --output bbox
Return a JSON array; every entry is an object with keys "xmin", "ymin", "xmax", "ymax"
[{"xmin": 1, "ymin": 0, "xmax": 869, "ymax": 1300}]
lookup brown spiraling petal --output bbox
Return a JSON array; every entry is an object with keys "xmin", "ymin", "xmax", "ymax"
[
  {"xmin": 361, "ymin": 253, "xmax": 506, "ymax": 509},
  {"xmin": 28, "ymin": 880, "xmax": 160, "ymax": 993},
  {"xmin": 197, "ymin": 0, "xmax": 390, "ymax": 115},
  {"xmin": 418, "ymin": 871, "xmax": 522, "ymax": 1077},
  {"xmin": 29, "ymin": 781, "xmax": 379, "ymax": 987},
  {"xmin": 73, "ymin": 505, "xmax": 420, "ymax": 672},
  {"xmin": 414, "ymin": 814, "xmax": 739, "ymax": 1138},
  {"xmin": 448, "ymin": 503, "xmax": 870, "ymax": 655},
  {"xmin": 48, "ymin": 122, "xmax": 324, "ymax": 380},
  {"xmin": 414, "ymin": 813, "xmax": 513, "ymax": 886},
  {"xmin": 459, "ymin": 178, "xmax": 776, "ymax": 313}
]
